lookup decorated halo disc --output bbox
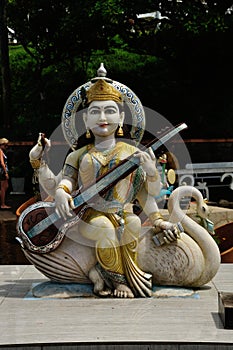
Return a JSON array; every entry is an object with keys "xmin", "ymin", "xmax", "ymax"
[{"xmin": 61, "ymin": 79, "xmax": 145, "ymax": 150}]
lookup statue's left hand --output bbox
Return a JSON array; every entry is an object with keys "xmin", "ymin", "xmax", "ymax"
[
  {"xmin": 157, "ymin": 220, "xmax": 181, "ymax": 244},
  {"xmin": 134, "ymin": 147, "xmax": 157, "ymax": 176}
]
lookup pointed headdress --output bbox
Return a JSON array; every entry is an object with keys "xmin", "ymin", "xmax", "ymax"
[
  {"xmin": 62, "ymin": 63, "xmax": 145, "ymax": 149},
  {"xmin": 86, "ymin": 79, "xmax": 122, "ymax": 105}
]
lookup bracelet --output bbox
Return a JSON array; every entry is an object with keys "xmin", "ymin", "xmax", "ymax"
[
  {"xmin": 149, "ymin": 211, "xmax": 164, "ymax": 223},
  {"xmin": 30, "ymin": 159, "xmax": 41, "ymax": 169},
  {"xmin": 56, "ymin": 184, "xmax": 71, "ymax": 195}
]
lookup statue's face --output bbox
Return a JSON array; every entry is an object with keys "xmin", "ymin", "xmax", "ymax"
[{"xmin": 84, "ymin": 100, "xmax": 124, "ymax": 138}]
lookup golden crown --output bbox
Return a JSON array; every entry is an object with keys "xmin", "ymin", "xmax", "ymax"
[{"xmin": 86, "ymin": 79, "xmax": 122, "ymax": 104}]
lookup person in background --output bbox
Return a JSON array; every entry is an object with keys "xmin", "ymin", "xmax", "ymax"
[{"xmin": 0, "ymin": 138, "xmax": 11, "ymax": 210}]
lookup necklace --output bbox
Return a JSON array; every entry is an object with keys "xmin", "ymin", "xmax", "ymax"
[{"xmin": 89, "ymin": 144, "xmax": 119, "ymax": 166}]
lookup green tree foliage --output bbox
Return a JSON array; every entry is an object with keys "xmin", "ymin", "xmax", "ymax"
[
  {"xmin": 120, "ymin": 1, "xmax": 233, "ymax": 137},
  {"xmin": 5, "ymin": 0, "xmax": 128, "ymax": 138},
  {"xmin": 3, "ymin": 0, "xmax": 233, "ymax": 138},
  {"xmin": 7, "ymin": 0, "xmax": 125, "ymax": 70},
  {"xmin": 0, "ymin": 0, "xmax": 11, "ymax": 128}
]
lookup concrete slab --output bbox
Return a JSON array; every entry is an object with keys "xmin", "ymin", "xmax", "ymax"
[
  {"xmin": 0, "ymin": 264, "xmax": 233, "ymax": 348},
  {"xmin": 1, "ymin": 197, "xmax": 233, "ymax": 348}
]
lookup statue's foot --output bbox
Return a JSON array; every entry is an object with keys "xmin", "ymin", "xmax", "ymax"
[
  {"xmin": 88, "ymin": 266, "xmax": 111, "ymax": 297},
  {"xmin": 113, "ymin": 283, "xmax": 134, "ymax": 298},
  {"xmin": 98, "ymin": 289, "xmax": 112, "ymax": 297}
]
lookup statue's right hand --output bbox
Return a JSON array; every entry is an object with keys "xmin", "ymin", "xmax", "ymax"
[
  {"xmin": 55, "ymin": 189, "xmax": 73, "ymax": 219},
  {"xmin": 37, "ymin": 133, "xmax": 51, "ymax": 149}
]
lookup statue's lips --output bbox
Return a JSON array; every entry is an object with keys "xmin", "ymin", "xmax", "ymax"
[{"xmin": 97, "ymin": 123, "xmax": 109, "ymax": 127}]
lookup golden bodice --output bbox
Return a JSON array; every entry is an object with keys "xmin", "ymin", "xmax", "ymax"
[{"xmin": 77, "ymin": 142, "xmax": 144, "ymax": 208}]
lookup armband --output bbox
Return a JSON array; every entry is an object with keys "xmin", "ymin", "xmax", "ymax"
[
  {"xmin": 149, "ymin": 211, "xmax": 164, "ymax": 225},
  {"xmin": 30, "ymin": 159, "xmax": 41, "ymax": 169},
  {"xmin": 56, "ymin": 184, "xmax": 71, "ymax": 195}
]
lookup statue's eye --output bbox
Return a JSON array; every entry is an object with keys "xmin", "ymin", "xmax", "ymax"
[
  {"xmin": 90, "ymin": 109, "xmax": 99, "ymax": 115},
  {"xmin": 105, "ymin": 108, "xmax": 117, "ymax": 114}
]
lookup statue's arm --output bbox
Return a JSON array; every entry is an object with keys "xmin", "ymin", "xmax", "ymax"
[
  {"xmin": 29, "ymin": 133, "xmax": 62, "ymax": 198},
  {"xmin": 54, "ymin": 150, "xmax": 81, "ymax": 218},
  {"xmin": 134, "ymin": 146, "xmax": 161, "ymax": 197},
  {"xmin": 136, "ymin": 186, "xmax": 180, "ymax": 244}
]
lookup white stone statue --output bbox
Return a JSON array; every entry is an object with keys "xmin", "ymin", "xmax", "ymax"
[{"xmin": 17, "ymin": 64, "xmax": 221, "ymax": 298}]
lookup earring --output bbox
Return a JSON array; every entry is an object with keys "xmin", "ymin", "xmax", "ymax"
[
  {"xmin": 117, "ymin": 123, "xmax": 124, "ymax": 136},
  {"xmin": 86, "ymin": 128, "xmax": 91, "ymax": 139}
]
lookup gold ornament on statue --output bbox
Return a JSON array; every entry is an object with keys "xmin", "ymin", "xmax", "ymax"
[
  {"xmin": 86, "ymin": 79, "xmax": 122, "ymax": 104},
  {"xmin": 86, "ymin": 128, "xmax": 91, "ymax": 139},
  {"xmin": 117, "ymin": 123, "xmax": 124, "ymax": 136}
]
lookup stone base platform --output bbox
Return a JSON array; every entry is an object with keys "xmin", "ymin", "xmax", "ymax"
[{"xmin": 0, "ymin": 264, "xmax": 233, "ymax": 349}]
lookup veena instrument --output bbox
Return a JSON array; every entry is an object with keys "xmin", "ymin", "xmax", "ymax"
[{"xmin": 16, "ymin": 123, "xmax": 187, "ymax": 253}]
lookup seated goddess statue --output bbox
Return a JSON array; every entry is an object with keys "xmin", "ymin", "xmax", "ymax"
[
  {"xmin": 55, "ymin": 74, "xmax": 180, "ymax": 298},
  {"xmin": 17, "ymin": 64, "xmax": 220, "ymax": 298}
]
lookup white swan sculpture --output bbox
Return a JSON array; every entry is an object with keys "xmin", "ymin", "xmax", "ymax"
[{"xmin": 138, "ymin": 185, "xmax": 221, "ymax": 287}]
